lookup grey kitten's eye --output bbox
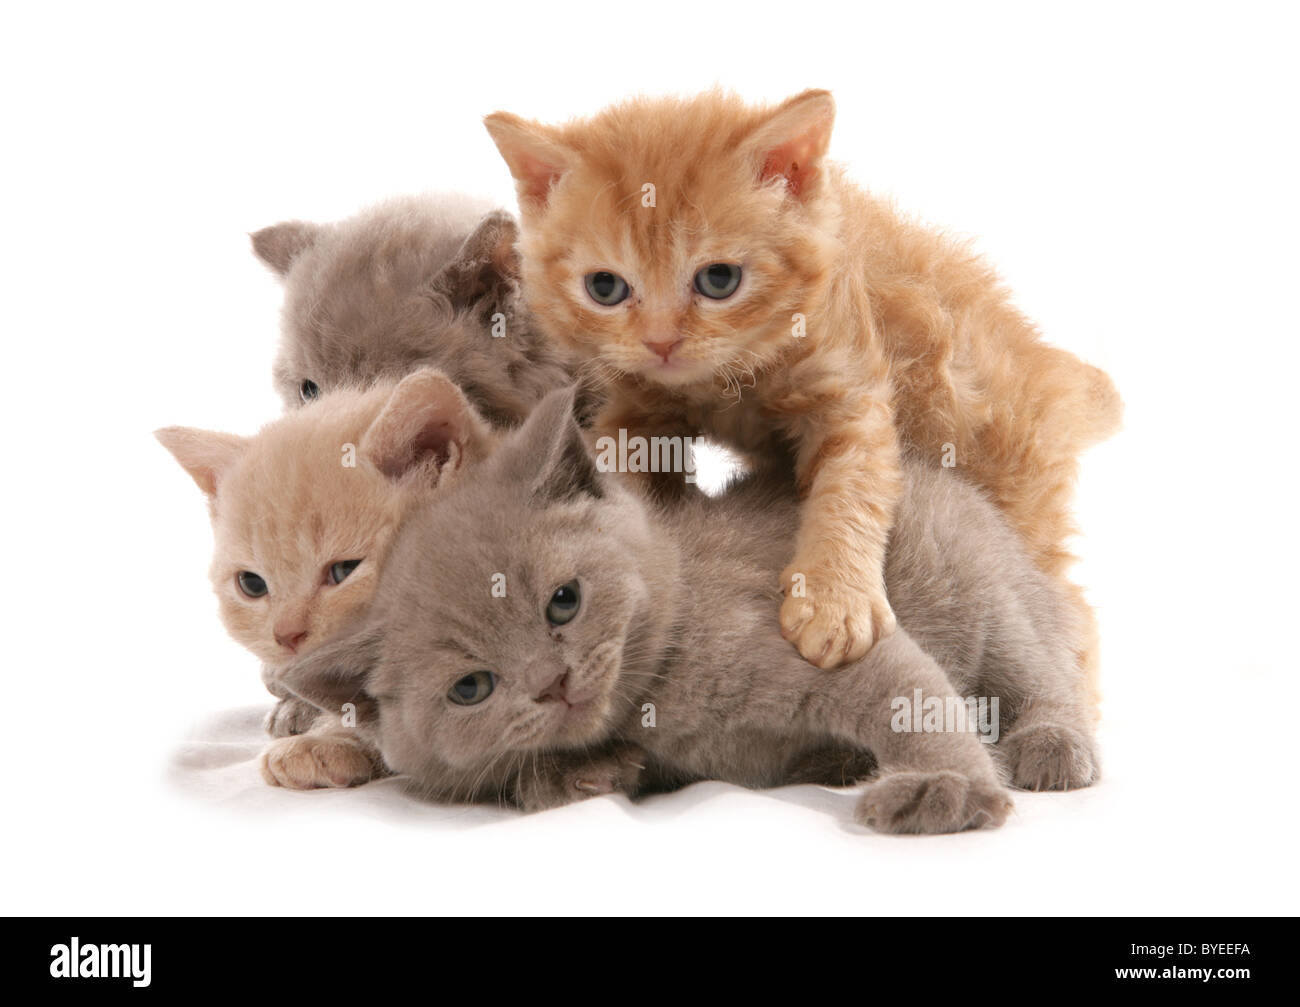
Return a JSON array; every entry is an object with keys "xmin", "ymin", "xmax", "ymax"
[
  {"xmin": 329, "ymin": 560, "xmax": 361, "ymax": 585},
  {"xmin": 300, "ymin": 380, "xmax": 320, "ymax": 403},
  {"xmin": 449, "ymin": 671, "xmax": 496, "ymax": 706},
  {"xmin": 545, "ymin": 580, "xmax": 581, "ymax": 626},
  {"xmin": 584, "ymin": 271, "xmax": 630, "ymax": 306},
  {"xmin": 237, "ymin": 571, "xmax": 268, "ymax": 598},
  {"xmin": 694, "ymin": 263, "xmax": 742, "ymax": 299}
]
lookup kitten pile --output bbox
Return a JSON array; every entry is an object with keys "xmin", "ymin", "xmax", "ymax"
[{"xmin": 159, "ymin": 90, "xmax": 1118, "ymax": 834}]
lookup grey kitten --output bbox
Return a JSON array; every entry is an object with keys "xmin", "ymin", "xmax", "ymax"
[
  {"xmin": 275, "ymin": 389, "xmax": 1099, "ymax": 834},
  {"xmin": 252, "ymin": 194, "xmax": 575, "ymax": 427}
]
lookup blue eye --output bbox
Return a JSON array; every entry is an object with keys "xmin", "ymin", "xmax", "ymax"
[
  {"xmin": 694, "ymin": 263, "xmax": 742, "ymax": 299},
  {"xmin": 584, "ymin": 271, "xmax": 630, "ymax": 306},
  {"xmin": 329, "ymin": 560, "xmax": 361, "ymax": 585},
  {"xmin": 237, "ymin": 571, "xmax": 268, "ymax": 598},
  {"xmin": 545, "ymin": 580, "xmax": 581, "ymax": 625},
  {"xmin": 449, "ymin": 671, "xmax": 496, "ymax": 706}
]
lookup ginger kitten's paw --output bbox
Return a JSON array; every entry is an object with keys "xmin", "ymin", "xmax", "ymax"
[
  {"xmin": 1000, "ymin": 723, "xmax": 1100, "ymax": 791},
  {"xmin": 260, "ymin": 735, "xmax": 383, "ymax": 790},
  {"xmin": 513, "ymin": 748, "xmax": 646, "ymax": 813},
  {"xmin": 263, "ymin": 696, "xmax": 319, "ymax": 738},
  {"xmin": 779, "ymin": 567, "xmax": 897, "ymax": 669},
  {"xmin": 856, "ymin": 770, "xmax": 1012, "ymax": 834}
]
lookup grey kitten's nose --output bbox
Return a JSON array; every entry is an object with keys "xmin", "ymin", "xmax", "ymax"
[{"xmin": 534, "ymin": 672, "xmax": 569, "ymax": 704}]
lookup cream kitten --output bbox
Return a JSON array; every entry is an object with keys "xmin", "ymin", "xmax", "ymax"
[{"xmin": 156, "ymin": 368, "xmax": 493, "ymax": 786}]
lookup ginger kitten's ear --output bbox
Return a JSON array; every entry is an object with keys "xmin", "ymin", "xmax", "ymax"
[
  {"xmin": 745, "ymin": 89, "xmax": 836, "ymax": 201},
  {"xmin": 250, "ymin": 220, "xmax": 323, "ymax": 276},
  {"xmin": 433, "ymin": 209, "xmax": 520, "ymax": 307},
  {"xmin": 498, "ymin": 385, "xmax": 603, "ymax": 503},
  {"xmin": 361, "ymin": 368, "xmax": 493, "ymax": 486},
  {"xmin": 154, "ymin": 427, "xmax": 250, "ymax": 498},
  {"xmin": 275, "ymin": 628, "xmax": 381, "ymax": 716},
  {"xmin": 483, "ymin": 112, "xmax": 573, "ymax": 210}
]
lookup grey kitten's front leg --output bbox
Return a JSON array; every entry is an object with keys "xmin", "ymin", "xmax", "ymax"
[
  {"xmin": 260, "ymin": 662, "xmax": 320, "ymax": 738},
  {"xmin": 512, "ymin": 743, "xmax": 649, "ymax": 812},
  {"xmin": 802, "ymin": 631, "xmax": 1013, "ymax": 834}
]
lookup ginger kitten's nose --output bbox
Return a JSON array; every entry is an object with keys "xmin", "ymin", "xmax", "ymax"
[
  {"xmin": 643, "ymin": 337, "xmax": 682, "ymax": 362},
  {"xmin": 274, "ymin": 625, "xmax": 309, "ymax": 652}
]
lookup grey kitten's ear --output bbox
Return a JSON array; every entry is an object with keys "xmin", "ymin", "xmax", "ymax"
[
  {"xmin": 499, "ymin": 385, "xmax": 603, "ymax": 502},
  {"xmin": 154, "ymin": 426, "xmax": 250, "ymax": 498},
  {"xmin": 250, "ymin": 220, "xmax": 322, "ymax": 276},
  {"xmin": 274, "ymin": 629, "xmax": 381, "ymax": 717},
  {"xmin": 361, "ymin": 368, "xmax": 494, "ymax": 486},
  {"xmin": 433, "ymin": 209, "xmax": 520, "ymax": 308}
]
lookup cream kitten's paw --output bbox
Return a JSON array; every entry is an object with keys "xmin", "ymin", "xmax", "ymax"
[
  {"xmin": 260, "ymin": 734, "xmax": 383, "ymax": 790},
  {"xmin": 779, "ymin": 566, "xmax": 897, "ymax": 669},
  {"xmin": 1000, "ymin": 723, "xmax": 1100, "ymax": 791},
  {"xmin": 856, "ymin": 770, "xmax": 1012, "ymax": 835},
  {"xmin": 513, "ymin": 747, "xmax": 646, "ymax": 812}
]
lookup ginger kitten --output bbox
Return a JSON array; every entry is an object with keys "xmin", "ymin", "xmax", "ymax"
[
  {"xmin": 156, "ymin": 368, "xmax": 493, "ymax": 787},
  {"xmin": 484, "ymin": 90, "xmax": 1121, "ymax": 682}
]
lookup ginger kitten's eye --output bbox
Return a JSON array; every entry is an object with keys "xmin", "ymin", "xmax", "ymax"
[
  {"xmin": 448, "ymin": 671, "xmax": 496, "ymax": 706},
  {"xmin": 584, "ymin": 271, "xmax": 630, "ymax": 306},
  {"xmin": 694, "ymin": 263, "xmax": 742, "ymax": 300},
  {"xmin": 328, "ymin": 560, "xmax": 361, "ymax": 585},
  {"xmin": 546, "ymin": 580, "xmax": 581, "ymax": 625},
  {"xmin": 300, "ymin": 380, "xmax": 320, "ymax": 403},
  {"xmin": 237, "ymin": 571, "xmax": 268, "ymax": 598}
]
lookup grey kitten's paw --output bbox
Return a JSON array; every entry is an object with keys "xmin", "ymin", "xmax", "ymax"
[
  {"xmin": 263, "ymin": 696, "xmax": 319, "ymax": 738},
  {"xmin": 855, "ymin": 770, "xmax": 1012, "ymax": 834},
  {"xmin": 260, "ymin": 734, "xmax": 382, "ymax": 790},
  {"xmin": 514, "ymin": 748, "xmax": 646, "ymax": 813},
  {"xmin": 1001, "ymin": 723, "xmax": 1100, "ymax": 791}
]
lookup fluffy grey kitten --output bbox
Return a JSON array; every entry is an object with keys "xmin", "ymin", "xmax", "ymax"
[
  {"xmin": 274, "ymin": 389, "xmax": 1099, "ymax": 834},
  {"xmin": 252, "ymin": 194, "xmax": 575, "ymax": 426}
]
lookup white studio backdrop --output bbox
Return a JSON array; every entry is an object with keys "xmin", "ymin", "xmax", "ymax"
[{"xmin": 1, "ymin": 1, "xmax": 1296, "ymax": 914}]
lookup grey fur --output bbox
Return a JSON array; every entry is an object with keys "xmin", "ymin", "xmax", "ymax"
[
  {"xmin": 252, "ymin": 194, "xmax": 575, "ymax": 426},
  {"xmin": 274, "ymin": 389, "xmax": 1099, "ymax": 834}
]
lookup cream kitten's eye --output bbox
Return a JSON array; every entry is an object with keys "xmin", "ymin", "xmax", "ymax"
[
  {"xmin": 329, "ymin": 560, "xmax": 361, "ymax": 585},
  {"xmin": 448, "ymin": 671, "xmax": 496, "ymax": 706},
  {"xmin": 237, "ymin": 571, "xmax": 268, "ymax": 598},
  {"xmin": 584, "ymin": 271, "xmax": 630, "ymax": 306},
  {"xmin": 300, "ymin": 380, "xmax": 320, "ymax": 403},
  {"xmin": 545, "ymin": 580, "xmax": 581, "ymax": 625},
  {"xmin": 694, "ymin": 263, "xmax": 742, "ymax": 299}
]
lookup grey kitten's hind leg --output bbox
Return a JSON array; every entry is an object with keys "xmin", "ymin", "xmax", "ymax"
[
  {"xmin": 260, "ymin": 662, "xmax": 318, "ymax": 738},
  {"xmin": 799, "ymin": 632, "xmax": 1013, "ymax": 834},
  {"xmin": 998, "ymin": 716, "xmax": 1100, "ymax": 791}
]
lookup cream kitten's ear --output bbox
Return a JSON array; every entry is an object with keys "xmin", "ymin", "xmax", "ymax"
[
  {"xmin": 154, "ymin": 426, "xmax": 250, "ymax": 498},
  {"xmin": 250, "ymin": 220, "xmax": 323, "ymax": 276},
  {"xmin": 745, "ymin": 89, "xmax": 836, "ymax": 200},
  {"xmin": 484, "ymin": 112, "xmax": 572, "ymax": 210},
  {"xmin": 361, "ymin": 369, "xmax": 493, "ymax": 485}
]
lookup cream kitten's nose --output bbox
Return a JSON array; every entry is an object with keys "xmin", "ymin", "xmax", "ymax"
[
  {"xmin": 643, "ymin": 337, "xmax": 682, "ymax": 362},
  {"xmin": 534, "ymin": 672, "xmax": 569, "ymax": 704},
  {"xmin": 274, "ymin": 623, "xmax": 309, "ymax": 653}
]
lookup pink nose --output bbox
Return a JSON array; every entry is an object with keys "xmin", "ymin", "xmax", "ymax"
[
  {"xmin": 535, "ymin": 672, "xmax": 569, "ymax": 704},
  {"xmin": 275, "ymin": 628, "xmax": 309, "ymax": 652},
  {"xmin": 643, "ymin": 338, "xmax": 682, "ymax": 362}
]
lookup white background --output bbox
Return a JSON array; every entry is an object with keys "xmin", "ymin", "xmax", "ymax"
[{"xmin": 2, "ymin": 1, "xmax": 1296, "ymax": 915}]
